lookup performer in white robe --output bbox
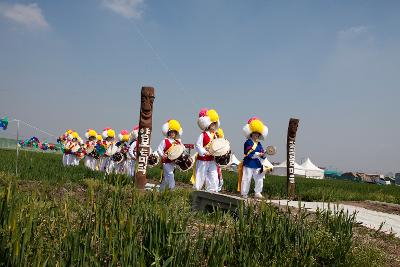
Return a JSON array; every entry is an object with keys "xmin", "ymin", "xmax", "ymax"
[
  {"xmin": 114, "ymin": 130, "xmax": 130, "ymax": 174},
  {"xmin": 60, "ymin": 129, "xmax": 73, "ymax": 167},
  {"xmin": 157, "ymin": 119, "xmax": 183, "ymax": 191},
  {"xmin": 127, "ymin": 125, "xmax": 139, "ymax": 177},
  {"xmin": 67, "ymin": 132, "xmax": 81, "ymax": 166},
  {"xmin": 100, "ymin": 128, "xmax": 116, "ymax": 174},
  {"xmin": 83, "ymin": 129, "xmax": 98, "ymax": 171},
  {"xmin": 239, "ymin": 117, "xmax": 269, "ymax": 199},
  {"xmin": 192, "ymin": 108, "xmax": 221, "ymax": 192}
]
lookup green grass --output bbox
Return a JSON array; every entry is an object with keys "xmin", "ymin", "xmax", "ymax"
[
  {"xmin": 0, "ymin": 176, "xmax": 360, "ymax": 266},
  {"xmin": 1, "ymin": 148, "xmax": 400, "ymax": 204},
  {"xmin": 0, "ymin": 149, "xmax": 391, "ymax": 266}
]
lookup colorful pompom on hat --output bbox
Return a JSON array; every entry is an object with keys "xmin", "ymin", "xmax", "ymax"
[
  {"xmin": 102, "ymin": 128, "xmax": 115, "ymax": 139},
  {"xmin": 69, "ymin": 131, "xmax": 79, "ymax": 140},
  {"xmin": 65, "ymin": 129, "xmax": 74, "ymax": 140},
  {"xmin": 216, "ymin": 128, "xmax": 224, "ymax": 138},
  {"xmin": 118, "ymin": 129, "xmax": 130, "ymax": 142},
  {"xmin": 243, "ymin": 117, "xmax": 268, "ymax": 140},
  {"xmin": 130, "ymin": 125, "xmax": 139, "ymax": 141},
  {"xmin": 162, "ymin": 119, "xmax": 183, "ymax": 137},
  {"xmin": 97, "ymin": 134, "xmax": 103, "ymax": 141},
  {"xmin": 85, "ymin": 129, "xmax": 97, "ymax": 139},
  {"xmin": 197, "ymin": 108, "xmax": 220, "ymax": 131}
]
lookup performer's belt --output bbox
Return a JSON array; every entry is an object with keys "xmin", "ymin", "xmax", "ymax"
[
  {"xmin": 197, "ymin": 155, "xmax": 214, "ymax": 161},
  {"xmin": 162, "ymin": 158, "xmax": 173, "ymax": 164}
]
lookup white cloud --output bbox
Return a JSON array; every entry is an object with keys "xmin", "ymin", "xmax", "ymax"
[
  {"xmin": 338, "ymin": 26, "xmax": 369, "ymax": 39},
  {"xmin": 102, "ymin": 0, "xmax": 144, "ymax": 19},
  {"xmin": 0, "ymin": 3, "xmax": 49, "ymax": 30}
]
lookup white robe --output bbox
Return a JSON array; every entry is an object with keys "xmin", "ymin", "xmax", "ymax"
[
  {"xmin": 157, "ymin": 138, "xmax": 180, "ymax": 191},
  {"xmin": 194, "ymin": 132, "xmax": 218, "ymax": 192}
]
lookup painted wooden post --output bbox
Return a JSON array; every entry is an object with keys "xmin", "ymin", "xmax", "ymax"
[
  {"xmin": 287, "ymin": 118, "xmax": 299, "ymax": 200},
  {"xmin": 135, "ymin": 87, "xmax": 155, "ymax": 189}
]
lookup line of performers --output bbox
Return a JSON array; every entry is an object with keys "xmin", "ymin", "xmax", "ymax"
[{"xmin": 58, "ymin": 108, "xmax": 274, "ymax": 198}]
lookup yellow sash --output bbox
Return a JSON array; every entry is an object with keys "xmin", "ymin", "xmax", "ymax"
[
  {"xmin": 190, "ymin": 153, "xmax": 198, "ymax": 185},
  {"xmin": 237, "ymin": 141, "xmax": 258, "ymax": 192}
]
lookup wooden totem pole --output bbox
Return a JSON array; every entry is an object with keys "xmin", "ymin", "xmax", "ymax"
[
  {"xmin": 135, "ymin": 87, "xmax": 155, "ymax": 189},
  {"xmin": 287, "ymin": 118, "xmax": 299, "ymax": 200}
]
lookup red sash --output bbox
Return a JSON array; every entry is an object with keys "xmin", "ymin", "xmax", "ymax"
[{"xmin": 197, "ymin": 132, "xmax": 215, "ymax": 161}]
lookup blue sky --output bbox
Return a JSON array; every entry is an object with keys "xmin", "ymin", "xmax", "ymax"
[{"xmin": 0, "ymin": 0, "xmax": 399, "ymax": 173}]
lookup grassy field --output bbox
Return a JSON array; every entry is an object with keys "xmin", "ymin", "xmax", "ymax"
[
  {"xmin": 0, "ymin": 149, "xmax": 398, "ymax": 266},
  {"xmin": 1, "ymin": 148, "xmax": 400, "ymax": 204}
]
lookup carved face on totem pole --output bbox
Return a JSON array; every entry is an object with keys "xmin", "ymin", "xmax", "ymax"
[
  {"xmin": 288, "ymin": 118, "xmax": 299, "ymax": 139},
  {"xmin": 136, "ymin": 86, "xmax": 155, "ymax": 190},
  {"xmin": 140, "ymin": 87, "xmax": 155, "ymax": 126}
]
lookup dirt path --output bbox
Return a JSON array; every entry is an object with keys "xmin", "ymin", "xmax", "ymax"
[{"xmin": 270, "ymin": 199, "xmax": 400, "ymax": 237}]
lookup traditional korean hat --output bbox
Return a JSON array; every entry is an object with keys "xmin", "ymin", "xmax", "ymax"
[
  {"xmin": 130, "ymin": 125, "xmax": 139, "ymax": 141},
  {"xmin": 243, "ymin": 117, "xmax": 268, "ymax": 140},
  {"xmin": 118, "ymin": 129, "xmax": 130, "ymax": 142},
  {"xmin": 84, "ymin": 129, "xmax": 97, "ymax": 139},
  {"xmin": 162, "ymin": 119, "xmax": 183, "ymax": 138},
  {"xmin": 102, "ymin": 128, "xmax": 115, "ymax": 139},
  {"xmin": 68, "ymin": 131, "xmax": 80, "ymax": 140},
  {"xmin": 197, "ymin": 108, "xmax": 220, "ymax": 131},
  {"xmin": 64, "ymin": 129, "xmax": 74, "ymax": 141}
]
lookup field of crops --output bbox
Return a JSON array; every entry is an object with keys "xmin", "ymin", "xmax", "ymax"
[{"xmin": 0, "ymin": 149, "xmax": 394, "ymax": 266}]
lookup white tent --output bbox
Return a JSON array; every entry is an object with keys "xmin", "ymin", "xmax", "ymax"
[
  {"xmin": 272, "ymin": 160, "xmax": 306, "ymax": 177},
  {"xmin": 300, "ymin": 158, "xmax": 324, "ymax": 179},
  {"xmin": 230, "ymin": 154, "xmax": 241, "ymax": 166}
]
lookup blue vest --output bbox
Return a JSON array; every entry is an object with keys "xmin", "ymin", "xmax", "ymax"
[{"xmin": 243, "ymin": 139, "xmax": 264, "ymax": 169}]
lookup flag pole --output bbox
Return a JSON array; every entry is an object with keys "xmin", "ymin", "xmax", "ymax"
[{"xmin": 16, "ymin": 119, "xmax": 19, "ymax": 176}]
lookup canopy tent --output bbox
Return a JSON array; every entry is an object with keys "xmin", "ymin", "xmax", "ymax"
[
  {"xmin": 300, "ymin": 158, "xmax": 324, "ymax": 179},
  {"xmin": 230, "ymin": 154, "xmax": 241, "ymax": 166},
  {"xmin": 272, "ymin": 160, "xmax": 306, "ymax": 177}
]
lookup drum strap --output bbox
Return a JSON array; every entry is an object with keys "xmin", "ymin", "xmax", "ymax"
[{"xmin": 204, "ymin": 132, "xmax": 216, "ymax": 149}]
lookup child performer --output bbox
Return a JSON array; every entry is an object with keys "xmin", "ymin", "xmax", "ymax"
[
  {"xmin": 114, "ymin": 130, "xmax": 130, "ymax": 174},
  {"xmin": 59, "ymin": 129, "xmax": 73, "ymax": 166},
  {"xmin": 157, "ymin": 119, "xmax": 183, "ymax": 191},
  {"xmin": 83, "ymin": 129, "xmax": 98, "ymax": 170},
  {"xmin": 193, "ymin": 108, "xmax": 220, "ymax": 192},
  {"xmin": 67, "ymin": 131, "xmax": 81, "ymax": 166},
  {"xmin": 239, "ymin": 117, "xmax": 269, "ymax": 199},
  {"xmin": 100, "ymin": 128, "xmax": 116, "ymax": 173},
  {"xmin": 127, "ymin": 125, "xmax": 139, "ymax": 178}
]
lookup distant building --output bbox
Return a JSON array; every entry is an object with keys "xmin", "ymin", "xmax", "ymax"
[
  {"xmin": 340, "ymin": 172, "xmax": 390, "ymax": 185},
  {"xmin": 395, "ymin": 173, "xmax": 400, "ymax": 185},
  {"xmin": 340, "ymin": 172, "xmax": 363, "ymax": 182}
]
